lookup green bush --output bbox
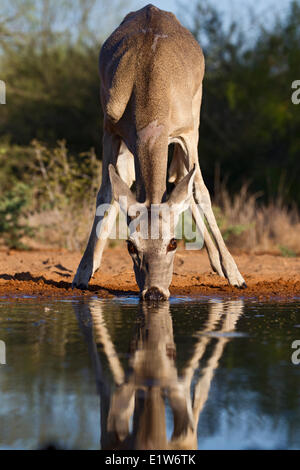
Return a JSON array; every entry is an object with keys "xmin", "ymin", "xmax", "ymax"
[
  {"xmin": 278, "ymin": 245, "xmax": 297, "ymax": 258},
  {"xmin": 0, "ymin": 140, "xmax": 101, "ymax": 250},
  {"xmin": 29, "ymin": 139, "xmax": 101, "ymax": 211},
  {"xmin": 0, "ymin": 182, "xmax": 34, "ymax": 249}
]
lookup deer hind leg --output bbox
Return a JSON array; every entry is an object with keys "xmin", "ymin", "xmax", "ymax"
[
  {"xmin": 73, "ymin": 134, "xmax": 135, "ymax": 289},
  {"xmin": 190, "ymin": 199, "xmax": 225, "ymax": 277},
  {"xmin": 194, "ymin": 175, "xmax": 246, "ymax": 287},
  {"xmin": 169, "ymin": 143, "xmax": 225, "ymax": 278}
]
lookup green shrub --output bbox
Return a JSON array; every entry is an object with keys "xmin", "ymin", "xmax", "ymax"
[
  {"xmin": 278, "ymin": 245, "xmax": 297, "ymax": 258},
  {"xmin": 0, "ymin": 182, "xmax": 34, "ymax": 249}
]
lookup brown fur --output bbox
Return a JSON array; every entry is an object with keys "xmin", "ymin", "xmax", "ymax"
[{"xmin": 99, "ymin": 4, "xmax": 204, "ymax": 204}]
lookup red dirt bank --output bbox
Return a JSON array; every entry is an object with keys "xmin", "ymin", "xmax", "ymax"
[{"xmin": 0, "ymin": 247, "xmax": 299, "ymax": 300}]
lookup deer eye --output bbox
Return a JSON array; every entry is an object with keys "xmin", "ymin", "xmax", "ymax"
[
  {"xmin": 167, "ymin": 238, "xmax": 177, "ymax": 252},
  {"xmin": 127, "ymin": 240, "xmax": 137, "ymax": 255}
]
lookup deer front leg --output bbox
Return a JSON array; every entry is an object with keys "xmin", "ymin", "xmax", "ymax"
[
  {"xmin": 72, "ymin": 190, "xmax": 120, "ymax": 290},
  {"xmin": 72, "ymin": 132, "xmax": 120, "ymax": 289},
  {"xmin": 193, "ymin": 174, "xmax": 246, "ymax": 288},
  {"xmin": 170, "ymin": 143, "xmax": 225, "ymax": 278},
  {"xmin": 190, "ymin": 198, "xmax": 225, "ymax": 277}
]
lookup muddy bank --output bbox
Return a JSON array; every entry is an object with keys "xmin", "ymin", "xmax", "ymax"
[{"xmin": 0, "ymin": 247, "xmax": 299, "ymax": 300}]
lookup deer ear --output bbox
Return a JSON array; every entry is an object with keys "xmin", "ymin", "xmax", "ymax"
[
  {"xmin": 108, "ymin": 164, "xmax": 137, "ymax": 211},
  {"xmin": 167, "ymin": 165, "xmax": 196, "ymax": 213}
]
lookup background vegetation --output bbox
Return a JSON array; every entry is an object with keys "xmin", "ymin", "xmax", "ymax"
[{"xmin": 0, "ymin": 0, "xmax": 299, "ymax": 253}]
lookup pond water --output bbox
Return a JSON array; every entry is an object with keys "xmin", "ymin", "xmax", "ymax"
[{"xmin": 0, "ymin": 296, "xmax": 299, "ymax": 450}]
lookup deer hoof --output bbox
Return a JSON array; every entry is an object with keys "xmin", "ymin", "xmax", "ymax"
[
  {"xmin": 235, "ymin": 282, "xmax": 247, "ymax": 289},
  {"xmin": 72, "ymin": 281, "xmax": 88, "ymax": 290}
]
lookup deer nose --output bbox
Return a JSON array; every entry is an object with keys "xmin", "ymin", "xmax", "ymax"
[{"xmin": 143, "ymin": 287, "xmax": 167, "ymax": 301}]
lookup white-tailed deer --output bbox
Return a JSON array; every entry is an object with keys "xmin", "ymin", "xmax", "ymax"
[{"xmin": 72, "ymin": 4, "xmax": 246, "ymax": 299}]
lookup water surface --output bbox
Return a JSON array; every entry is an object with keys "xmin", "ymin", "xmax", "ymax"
[{"xmin": 0, "ymin": 297, "xmax": 299, "ymax": 449}]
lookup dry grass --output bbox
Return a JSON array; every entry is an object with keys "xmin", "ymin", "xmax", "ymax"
[
  {"xmin": 213, "ymin": 182, "xmax": 300, "ymax": 255},
  {"xmin": 26, "ymin": 204, "xmax": 95, "ymax": 251},
  {"xmin": 18, "ymin": 140, "xmax": 102, "ymax": 251},
  {"xmin": 25, "ymin": 182, "xmax": 300, "ymax": 256}
]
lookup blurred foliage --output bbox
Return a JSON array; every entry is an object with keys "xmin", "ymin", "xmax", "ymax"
[
  {"xmin": 278, "ymin": 244, "xmax": 297, "ymax": 257},
  {"xmin": 0, "ymin": 0, "xmax": 300, "ymax": 249},
  {"xmin": 190, "ymin": 0, "xmax": 300, "ymax": 207},
  {"xmin": 0, "ymin": 182, "xmax": 34, "ymax": 248},
  {"xmin": 0, "ymin": 140, "xmax": 101, "ymax": 210},
  {"xmin": 0, "ymin": 139, "xmax": 101, "ymax": 249},
  {"xmin": 29, "ymin": 139, "xmax": 101, "ymax": 211},
  {"xmin": 0, "ymin": 0, "xmax": 135, "ymax": 153},
  {"xmin": 0, "ymin": 44, "xmax": 101, "ymax": 153}
]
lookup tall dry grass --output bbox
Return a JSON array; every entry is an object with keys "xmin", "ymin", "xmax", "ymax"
[
  {"xmin": 28, "ymin": 181, "xmax": 300, "ymax": 256},
  {"xmin": 213, "ymin": 181, "xmax": 300, "ymax": 255}
]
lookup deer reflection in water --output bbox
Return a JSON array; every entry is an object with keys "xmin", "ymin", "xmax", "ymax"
[{"xmin": 74, "ymin": 299, "xmax": 244, "ymax": 450}]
